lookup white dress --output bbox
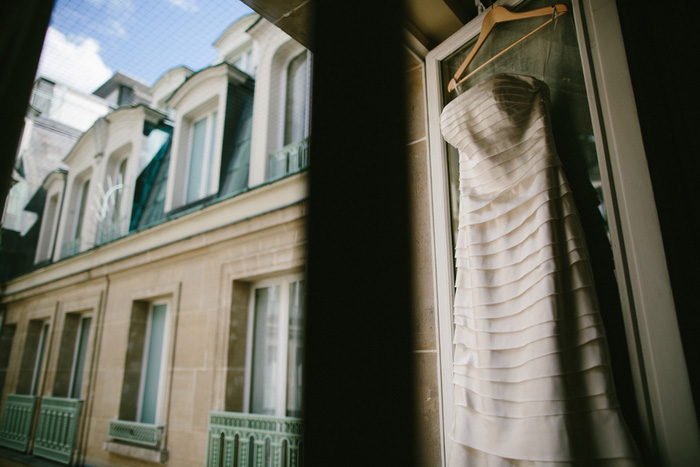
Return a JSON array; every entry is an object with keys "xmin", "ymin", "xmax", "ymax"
[{"xmin": 440, "ymin": 74, "xmax": 640, "ymax": 465}]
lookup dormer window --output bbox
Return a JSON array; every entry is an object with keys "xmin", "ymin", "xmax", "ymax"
[
  {"xmin": 267, "ymin": 50, "xmax": 311, "ymax": 181},
  {"xmin": 185, "ymin": 109, "xmax": 218, "ymax": 204},
  {"xmin": 164, "ymin": 64, "xmax": 251, "ymax": 212}
]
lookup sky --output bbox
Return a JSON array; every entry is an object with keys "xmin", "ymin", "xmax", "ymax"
[{"xmin": 36, "ymin": 0, "xmax": 253, "ymax": 93}]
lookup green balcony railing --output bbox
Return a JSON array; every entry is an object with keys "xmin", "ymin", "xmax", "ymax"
[
  {"xmin": 0, "ymin": 394, "xmax": 38, "ymax": 452},
  {"xmin": 207, "ymin": 412, "xmax": 303, "ymax": 467},
  {"xmin": 32, "ymin": 397, "xmax": 83, "ymax": 465},
  {"xmin": 267, "ymin": 137, "xmax": 310, "ymax": 181},
  {"xmin": 108, "ymin": 419, "xmax": 163, "ymax": 448},
  {"xmin": 96, "ymin": 217, "xmax": 128, "ymax": 246}
]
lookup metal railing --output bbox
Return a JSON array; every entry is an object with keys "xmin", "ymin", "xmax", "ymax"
[
  {"xmin": 61, "ymin": 238, "xmax": 82, "ymax": 259},
  {"xmin": 96, "ymin": 217, "xmax": 128, "ymax": 246},
  {"xmin": 108, "ymin": 419, "xmax": 164, "ymax": 448},
  {"xmin": 267, "ymin": 137, "xmax": 310, "ymax": 181},
  {"xmin": 207, "ymin": 411, "xmax": 303, "ymax": 467},
  {"xmin": 0, "ymin": 394, "xmax": 38, "ymax": 452},
  {"xmin": 32, "ymin": 397, "xmax": 83, "ymax": 465}
]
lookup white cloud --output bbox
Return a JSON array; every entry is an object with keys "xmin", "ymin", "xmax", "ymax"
[
  {"xmin": 36, "ymin": 27, "xmax": 113, "ymax": 93},
  {"xmin": 168, "ymin": 0, "xmax": 199, "ymax": 12}
]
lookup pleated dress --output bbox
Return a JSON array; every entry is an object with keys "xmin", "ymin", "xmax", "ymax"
[{"xmin": 440, "ymin": 74, "xmax": 640, "ymax": 465}]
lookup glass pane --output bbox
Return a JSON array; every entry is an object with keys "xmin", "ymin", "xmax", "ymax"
[
  {"xmin": 70, "ymin": 317, "xmax": 92, "ymax": 399},
  {"xmin": 186, "ymin": 116, "xmax": 208, "ymax": 203},
  {"xmin": 75, "ymin": 179, "xmax": 90, "ymax": 239},
  {"xmin": 31, "ymin": 323, "xmax": 49, "ymax": 396},
  {"xmin": 284, "ymin": 52, "xmax": 309, "ymax": 146},
  {"xmin": 208, "ymin": 111, "xmax": 218, "ymax": 189},
  {"xmin": 220, "ymin": 93, "xmax": 253, "ymax": 196},
  {"xmin": 140, "ymin": 304, "xmax": 166, "ymax": 424},
  {"xmin": 251, "ymin": 285, "xmax": 280, "ymax": 415},
  {"xmin": 439, "ymin": 0, "xmax": 633, "ymax": 421},
  {"xmin": 112, "ymin": 159, "xmax": 127, "ymax": 223},
  {"xmin": 441, "ymin": 0, "xmax": 608, "ymax": 248},
  {"xmin": 286, "ymin": 280, "xmax": 304, "ymax": 417}
]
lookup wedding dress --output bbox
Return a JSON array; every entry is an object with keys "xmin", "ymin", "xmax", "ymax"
[{"xmin": 440, "ymin": 73, "xmax": 640, "ymax": 465}]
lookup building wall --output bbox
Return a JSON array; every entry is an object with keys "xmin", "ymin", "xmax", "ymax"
[
  {"xmin": 0, "ymin": 200, "xmax": 306, "ymax": 466},
  {"xmin": 405, "ymin": 48, "xmax": 441, "ymax": 467}
]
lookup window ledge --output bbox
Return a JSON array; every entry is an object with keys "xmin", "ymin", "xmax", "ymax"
[{"xmin": 103, "ymin": 440, "xmax": 169, "ymax": 464}]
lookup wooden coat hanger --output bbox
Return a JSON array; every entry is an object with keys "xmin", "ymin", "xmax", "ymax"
[{"xmin": 448, "ymin": 3, "xmax": 568, "ymax": 92}]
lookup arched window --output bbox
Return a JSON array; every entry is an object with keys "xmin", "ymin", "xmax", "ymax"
[{"xmin": 284, "ymin": 51, "xmax": 310, "ymax": 146}]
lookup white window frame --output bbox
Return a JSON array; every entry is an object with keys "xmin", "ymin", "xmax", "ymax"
[
  {"xmin": 424, "ymin": 0, "xmax": 699, "ymax": 464},
  {"xmin": 184, "ymin": 108, "xmax": 218, "ymax": 204},
  {"xmin": 243, "ymin": 273, "xmax": 304, "ymax": 418},
  {"xmin": 136, "ymin": 300, "xmax": 170, "ymax": 425}
]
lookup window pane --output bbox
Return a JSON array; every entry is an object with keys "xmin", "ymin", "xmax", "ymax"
[
  {"xmin": 251, "ymin": 285, "xmax": 280, "ymax": 415},
  {"xmin": 70, "ymin": 317, "xmax": 92, "ymax": 399},
  {"xmin": 186, "ymin": 117, "xmax": 208, "ymax": 203},
  {"xmin": 140, "ymin": 304, "xmax": 166, "ymax": 424},
  {"xmin": 31, "ymin": 323, "xmax": 49, "ymax": 395},
  {"xmin": 75, "ymin": 179, "xmax": 90, "ymax": 239},
  {"xmin": 208, "ymin": 111, "xmax": 217, "ymax": 188},
  {"xmin": 286, "ymin": 280, "xmax": 304, "ymax": 417},
  {"xmin": 112, "ymin": 160, "xmax": 127, "ymax": 223},
  {"xmin": 284, "ymin": 52, "xmax": 309, "ymax": 146},
  {"xmin": 220, "ymin": 94, "xmax": 253, "ymax": 196}
]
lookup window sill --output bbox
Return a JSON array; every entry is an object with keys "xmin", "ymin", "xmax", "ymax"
[{"xmin": 103, "ymin": 440, "xmax": 168, "ymax": 464}]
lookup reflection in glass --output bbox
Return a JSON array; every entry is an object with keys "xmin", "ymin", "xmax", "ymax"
[
  {"xmin": 251, "ymin": 285, "xmax": 281, "ymax": 415},
  {"xmin": 286, "ymin": 280, "xmax": 305, "ymax": 417}
]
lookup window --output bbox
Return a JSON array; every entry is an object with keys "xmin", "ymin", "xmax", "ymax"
[
  {"xmin": 54, "ymin": 314, "xmax": 92, "ymax": 399},
  {"xmin": 267, "ymin": 50, "xmax": 311, "ymax": 181},
  {"xmin": 97, "ymin": 156, "xmax": 128, "ymax": 245},
  {"xmin": 246, "ymin": 276, "xmax": 305, "ymax": 418},
  {"xmin": 17, "ymin": 320, "xmax": 50, "ymax": 396},
  {"xmin": 32, "ymin": 78, "xmax": 55, "ymax": 114},
  {"xmin": 69, "ymin": 317, "xmax": 91, "ymax": 399},
  {"xmin": 119, "ymin": 301, "xmax": 169, "ymax": 425},
  {"xmin": 233, "ymin": 48, "xmax": 255, "ymax": 76},
  {"xmin": 0, "ymin": 324, "xmax": 17, "ymax": 401},
  {"xmin": 36, "ymin": 193, "xmax": 59, "ymax": 263},
  {"xmin": 185, "ymin": 111, "xmax": 217, "ymax": 204},
  {"xmin": 117, "ymin": 85, "xmax": 134, "ymax": 106},
  {"xmin": 112, "ymin": 159, "xmax": 127, "ymax": 224},
  {"xmin": 423, "ymin": 0, "xmax": 692, "ymax": 458},
  {"xmin": 284, "ymin": 51, "xmax": 310, "ymax": 147},
  {"xmin": 74, "ymin": 178, "xmax": 90, "ymax": 241},
  {"xmin": 138, "ymin": 303, "xmax": 167, "ymax": 424}
]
